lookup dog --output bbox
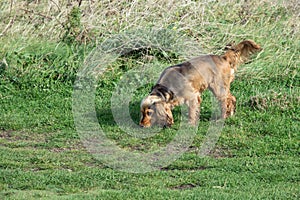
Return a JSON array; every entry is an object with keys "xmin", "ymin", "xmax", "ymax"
[{"xmin": 140, "ymin": 40, "xmax": 262, "ymax": 127}]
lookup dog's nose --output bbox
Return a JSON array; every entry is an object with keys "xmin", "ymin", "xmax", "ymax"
[{"xmin": 139, "ymin": 124, "xmax": 145, "ymax": 128}]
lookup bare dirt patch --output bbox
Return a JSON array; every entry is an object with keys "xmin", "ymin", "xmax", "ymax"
[{"xmin": 170, "ymin": 183, "xmax": 198, "ymax": 190}]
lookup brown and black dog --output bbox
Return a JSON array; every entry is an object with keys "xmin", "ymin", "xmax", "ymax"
[{"xmin": 140, "ymin": 40, "xmax": 262, "ymax": 127}]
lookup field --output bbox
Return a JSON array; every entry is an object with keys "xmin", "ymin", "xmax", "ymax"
[{"xmin": 0, "ymin": 0, "xmax": 299, "ymax": 199}]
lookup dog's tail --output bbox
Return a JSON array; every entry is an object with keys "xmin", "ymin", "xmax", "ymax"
[{"xmin": 223, "ymin": 40, "xmax": 262, "ymax": 67}]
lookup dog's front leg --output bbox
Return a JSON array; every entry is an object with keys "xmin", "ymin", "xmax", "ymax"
[{"xmin": 188, "ymin": 97, "xmax": 201, "ymax": 126}]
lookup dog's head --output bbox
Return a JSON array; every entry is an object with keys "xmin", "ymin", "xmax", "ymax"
[{"xmin": 139, "ymin": 95, "xmax": 174, "ymax": 128}]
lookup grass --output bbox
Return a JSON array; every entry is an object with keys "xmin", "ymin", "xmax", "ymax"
[{"xmin": 0, "ymin": 0, "xmax": 299, "ymax": 199}]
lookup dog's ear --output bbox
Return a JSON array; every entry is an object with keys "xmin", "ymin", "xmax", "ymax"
[{"xmin": 164, "ymin": 104, "xmax": 174, "ymax": 126}]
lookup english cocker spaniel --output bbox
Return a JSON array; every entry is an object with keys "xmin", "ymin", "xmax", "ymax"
[{"xmin": 140, "ymin": 40, "xmax": 262, "ymax": 127}]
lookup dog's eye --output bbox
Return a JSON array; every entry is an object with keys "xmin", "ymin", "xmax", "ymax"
[{"xmin": 147, "ymin": 111, "xmax": 153, "ymax": 116}]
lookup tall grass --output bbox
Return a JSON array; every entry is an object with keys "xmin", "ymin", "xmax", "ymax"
[
  {"xmin": 0, "ymin": 0, "xmax": 298, "ymax": 128},
  {"xmin": 0, "ymin": 0, "xmax": 299, "ymax": 83},
  {"xmin": 1, "ymin": 0, "xmax": 299, "ymax": 40}
]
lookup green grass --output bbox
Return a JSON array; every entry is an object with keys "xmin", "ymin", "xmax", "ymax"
[{"xmin": 0, "ymin": 0, "xmax": 299, "ymax": 199}]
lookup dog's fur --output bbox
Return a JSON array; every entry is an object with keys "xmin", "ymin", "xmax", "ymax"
[{"xmin": 140, "ymin": 40, "xmax": 262, "ymax": 127}]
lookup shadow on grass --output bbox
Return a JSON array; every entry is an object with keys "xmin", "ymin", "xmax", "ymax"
[
  {"xmin": 96, "ymin": 102, "xmax": 213, "ymax": 129},
  {"xmin": 95, "ymin": 100, "xmax": 213, "ymax": 128}
]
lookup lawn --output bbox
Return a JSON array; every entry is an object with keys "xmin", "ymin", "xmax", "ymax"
[{"xmin": 0, "ymin": 0, "xmax": 299, "ymax": 199}]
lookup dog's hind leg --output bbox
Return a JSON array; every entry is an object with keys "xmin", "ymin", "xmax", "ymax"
[{"xmin": 226, "ymin": 92, "xmax": 236, "ymax": 117}]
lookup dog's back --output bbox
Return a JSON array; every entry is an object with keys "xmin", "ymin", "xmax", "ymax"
[
  {"xmin": 157, "ymin": 39, "xmax": 262, "ymax": 97},
  {"xmin": 157, "ymin": 55, "xmax": 226, "ymax": 98}
]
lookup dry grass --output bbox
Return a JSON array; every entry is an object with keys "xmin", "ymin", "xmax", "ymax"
[
  {"xmin": 1, "ymin": 0, "xmax": 299, "ymax": 42},
  {"xmin": 1, "ymin": 0, "xmax": 298, "ymax": 81}
]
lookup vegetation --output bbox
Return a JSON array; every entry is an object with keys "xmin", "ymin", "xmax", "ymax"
[{"xmin": 0, "ymin": 0, "xmax": 299, "ymax": 199}]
